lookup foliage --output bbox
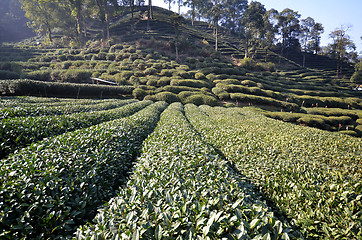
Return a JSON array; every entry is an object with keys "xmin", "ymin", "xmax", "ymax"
[
  {"xmin": 0, "ymin": 79, "xmax": 134, "ymax": 98},
  {"xmin": 185, "ymin": 105, "xmax": 362, "ymax": 239},
  {"xmin": 0, "ymin": 101, "xmax": 167, "ymax": 239},
  {"xmin": 0, "ymin": 100, "xmax": 151, "ymax": 158},
  {"xmin": 75, "ymin": 102, "xmax": 298, "ymax": 239}
]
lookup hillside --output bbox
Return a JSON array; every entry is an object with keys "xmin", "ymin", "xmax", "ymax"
[{"xmin": 0, "ymin": 6, "xmax": 361, "ymax": 239}]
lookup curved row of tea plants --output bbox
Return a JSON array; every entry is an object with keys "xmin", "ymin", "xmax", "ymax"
[
  {"xmin": 0, "ymin": 101, "xmax": 168, "ymax": 239},
  {"xmin": 0, "ymin": 96, "xmax": 120, "ymax": 109},
  {"xmin": 0, "ymin": 98, "xmax": 136, "ymax": 119},
  {"xmin": 0, "ymin": 100, "xmax": 152, "ymax": 159},
  {"xmin": 75, "ymin": 103, "xmax": 301, "ymax": 240},
  {"xmin": 0, "ymin": 96, "xmax": 78, "ymax": 108},
  {"xmin": 185, "ymin": 105, "xmax": 362, "ymax": 239}
]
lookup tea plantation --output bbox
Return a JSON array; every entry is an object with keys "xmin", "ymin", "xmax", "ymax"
[{"xmin": 0, "ymin": 5, "xmax": 361, "ymax": 240}]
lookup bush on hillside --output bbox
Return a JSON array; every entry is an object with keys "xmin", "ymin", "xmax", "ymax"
[
  {"xmin": 170, "ymin": 79, "xmax": 211, "ymax": 89},
  {"xmin": 0, "ymin": 79, "xmax": 134, "ymax": 98},
  {"xmin": 0, "ymin": 70, "xmax": 21, "ymax": 80},
  {"xmin": 145, "ymin": 91, "xmax": 179, "ymax": 103},
  {"xmin": 132, "ymin": 88, "xmax": 148, "ymax": 100},
  {"xmin": 184, "ymin": 94, "xmax": 218, "ymax": 106},
  {"xmin": 27, "ymin": 70, "xmax": 52, "ymax": 81}
]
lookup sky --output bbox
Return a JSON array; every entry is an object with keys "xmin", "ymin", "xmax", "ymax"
[{"xmin": 152, "ymin": 0, "xmax": 362, "ymax": 55}]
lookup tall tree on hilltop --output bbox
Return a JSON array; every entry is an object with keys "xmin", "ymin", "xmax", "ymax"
[
  {"xmin": 94, "ymin": 0, "xmax": 118, "ymax": 42},
  {"xmin": 299, "ymin": 17, "xmax": 314, "ymax": 66},
  {"xmin": 183, "ymin": 0, "xmax": 199, "ymax": 25},
  {"xmin": 221, "ymin": 0, "xmax": 247, "ymax": 34},
  {"xmin": 241, "ymin": 1, "xmax": 266, "ymax": 58},
  {"xmin": 164, "ymin": 0, "xmax": 174, "ymax": 11},
  {"xmin": 276, "ymin": 8, "xmax": 301, "ymax": 56},
  {"xmin": 328, "ymin": 26, "xmax": 356, "ymax": 78},
  {"xmin": 170, "ymin": 14, "xmax": 183, "ymax": 61},
  {"xmin": 147, "ymin": 0, "xmax": 153, "ymax": 30},
  {"xmin": 262, "ymin": 8, "xmax": 278, "ymax": 62},
  {"xmin": 299, "ymin": 17, "xmax": 323, "ymax": 66},
  {"xmin": 177, "ymin": 0, "xmax": 182, "ymax": 14},
  {"xmin": 309, "ymin": 22, "xmax": 324, "ymax": 54}
]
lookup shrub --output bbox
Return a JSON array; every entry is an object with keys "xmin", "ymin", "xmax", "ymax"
[
  {"xmin": 240, "ymin": 80, "xmax": 258, "ymax": 87},
  {"xmin": 0, "ymin": 79, "xmax": 134, "ymax": 98},
  {"xmin": 120, "ymin": 71, "xmax": 133, "ymax": 80},
  {"xmin": 158, "ymin": 77, "xmax": 171, "ymax": 86},
  {"xmin": 62, "ymin": 69, "xmax": 92, "ymax": 83},
  {"xmin": 0, "ymin": 70, "xmax": 20, "ymax": 80},
  {"xmin": 145, "ymin": 91, "xmax": 180, "ymax": 103},
  {"xmin": 171, "ymin": 79, "xmax": 211, "ymax": 88},
  {"xmin": 160, "ymin": 69, "xmax": 174, "ymax": 77},
  {"xmin": 206, "ymin": 73, "xmax": 216, "ymax": 81},
  {"xmin": 194, "ymin": 72, "xmax": 206, "ymax": 80},
  {"xmin": 297, "ymin": 117, "xmax": 329, "ymax": 130},
  {"xmin": 177, "ymin": 91, "xmax": 197, "ymax": 102},
  {"xmin": 160, "ymin": 85, "xmax": 199, "ymax": 94},
  {"xmin": 27, "ymin": 70, "xmax": 52, "ymax": 81},
  {"xmin": 132, "ymin": 88, "xmax": 148, "ymax": 100},
  {"xmin": 184, "ymin": 94, "xmax": 218, "ymax": 106},
  {"xmin": 144, "ymin": 67, "xmax": 158, "ymax": 75}
]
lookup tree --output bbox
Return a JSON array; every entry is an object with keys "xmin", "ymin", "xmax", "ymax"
[
  {"xmin": 351, "ymin": 60, "xmax": 362, "ymax": 85},
  {"xmin": 164, "ymin": 0, "xmax": 174, "ymax": 10},
  {"xmin": 241, "ymin": 1, "xmax": 266, "ymax": 58},
  {"xmin": 328, "ymin": 26, "xmax": 356, "ymax": 77},
  {"xmin": 309, "ymin": 22, "xmax": 324, "ymax": 54},
  {"xmin": 94, "ymin": 0, "xmax": 118, "ymax": 42},
  {"xmin": 299, "ymin": 17, "xmax": 324, "ymax": 66},
  {"xmin": 262, "ymin": 8, "xmax": 278, "ymax": 62},
  {"xmin": 170, "ymin": 14, "xmax": 183, "ymax": 61},
  {"xmin": 276, "ymin": 8, "xmax": 301, "ymax": 55},
  {"xmin": 20, "ymin": 0, "xmax": 62, "ymax": 42},
  {"xmin": 147, "ymin": 0, "xmax": 153, "ymax": 30},
  {"xmin": 183, "ymin": 0, "xmax": 199, "ymax": 25},
  {"xmin": 220, "ymin": 0, "xmax": 247, "ymax": 34}
]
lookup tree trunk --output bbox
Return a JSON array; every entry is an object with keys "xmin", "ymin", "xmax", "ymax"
[
  {"xmin": 214, "ymin": 19, "xmax": 218, "ymax": 51},
  {"xmin": 131, "ymin": 0, "xmax": 134, "ymax": 31},
  {"xmin": 191, "ymin": 3, "xmax": 194, "ymax": 25},
  {"xmin": 147, "ymin": 0, "xmax": 152, "ymax": 31},
  {"xmin": 105, "ymin": 1, "xmax": 110, "ymax": 41},
  {"xmin": 264, "ymin": 48, "xmax": 268, "ymax": 62},
  {"xmin": 303, "ymin": 52, "xmax": 306, "ymax": 67}
]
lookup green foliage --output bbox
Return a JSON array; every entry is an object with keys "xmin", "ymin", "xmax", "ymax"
[
  {"xmin": 132, "ymin": 88, "xmax": 148, "ymax": 100},
  {"xmin": 0, "ymin": 102, "xmax": 168, "ymax": 239},
  {"xmin": 0, "ymin": 100, "xmax": 149, "ymax": 158},
  {"xmin": 184, "ymin": 94, "xmax": 218, "ymax": 106},
  {"xmin": 0, "ymin": 70, "xmax": 21, "ymax": 79},
  {"xmin": 171, "ymin": 79, "xmax": 211, "ymax": 89},
  {"xmin": 145, "ymin": 91, "xmax": 180, "ymax": 103},
  {"xmin": 75, "ymin": 102, "xmax": 296, "ymax": 239},
  {"xmin": 186, "ymin": 105, "xmax": 362, "ymax": 239},
  {"xmin": 0, "ymin": 79, "xmax": 134, "ymax": 98}
]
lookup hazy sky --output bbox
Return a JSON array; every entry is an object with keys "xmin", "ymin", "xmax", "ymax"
[{"xmin": 152, "ymin": 0, "xmax": 362, "ymax": 55}]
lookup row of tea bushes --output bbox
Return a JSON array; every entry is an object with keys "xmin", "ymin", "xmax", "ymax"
[
  {"xmin": 0, "ymin": 98, "xmax": 136, "ymax": 119},
  {"xmin": 0, "ymin": 101, "xmax": 168, "ymax": 239},
  {"xmin": 0, "ymin": 97, "xmax": 131, "ymax": 110},
  {"xmin": 0, "ymin": 100, "xmax": 152, "ymax": 159},
  {"xmin": 185, "ymin": 105, "xmax": 362, "ymax": 239},
  {"xmin": 0, "ymin": 79, "xmax": 134, "ymax": 98},
  {"xmin": 75, "ymin": 103, "xmax": 300, "ymax": 239}
]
